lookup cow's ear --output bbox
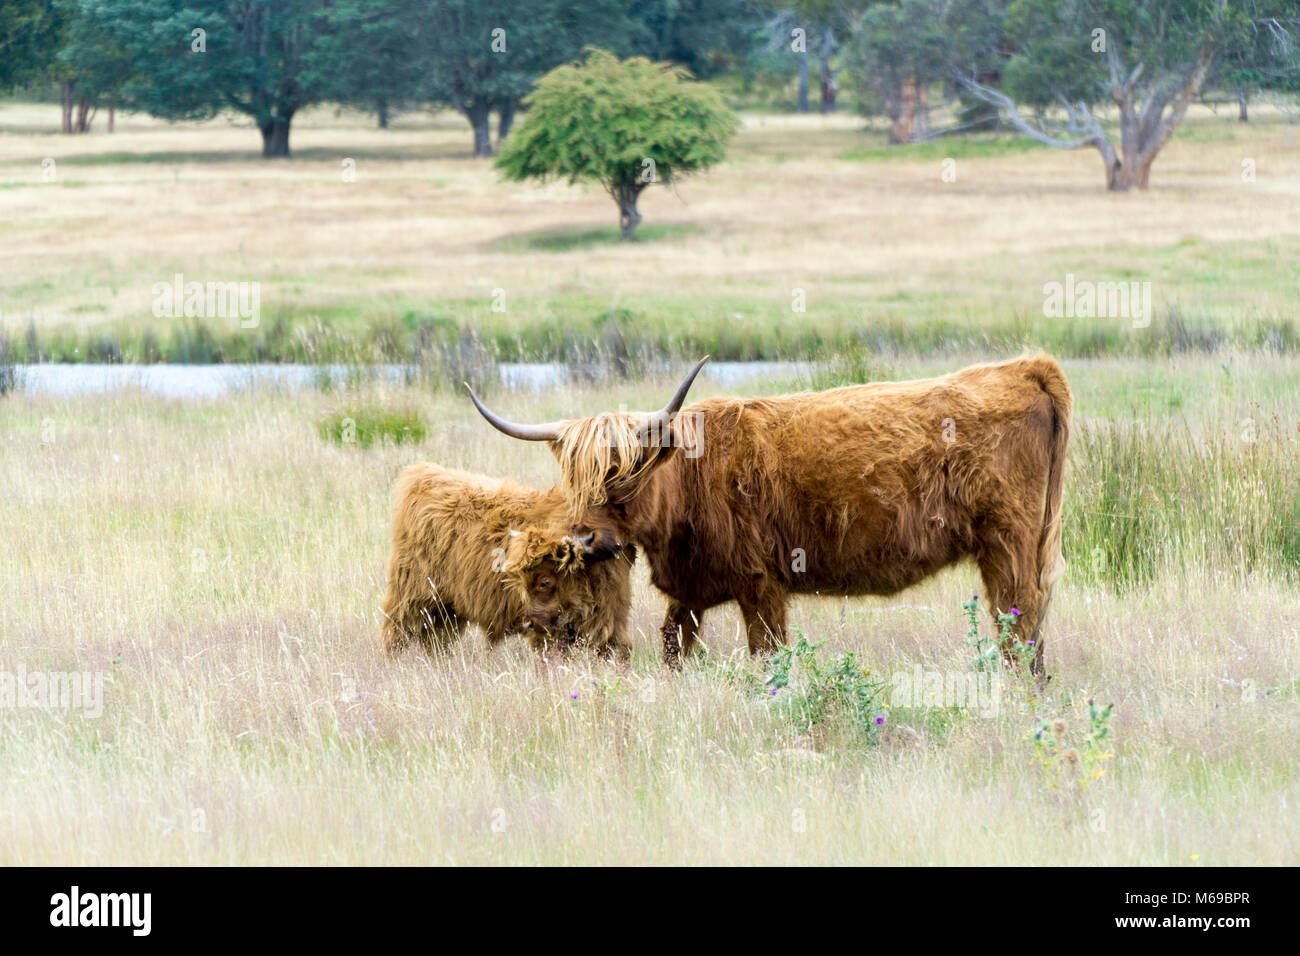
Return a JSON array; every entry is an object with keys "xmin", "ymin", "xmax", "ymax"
[{"xmin": 571, "ymin": 526, "xmax": 625, "ymax": 564}]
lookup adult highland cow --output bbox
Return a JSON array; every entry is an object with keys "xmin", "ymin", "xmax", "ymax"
[
  {"xmin": 467, "ymin": 355, "xmax": 1071, "ymax": 679},
  {"xmin": 380, "ymin": 463, "xmax": 635, "ymax": 659}
]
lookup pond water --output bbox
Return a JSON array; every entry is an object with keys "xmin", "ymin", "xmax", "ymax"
[{"xmin": 12, "ymin": 361, "xmax": 811, "ymax": 400}]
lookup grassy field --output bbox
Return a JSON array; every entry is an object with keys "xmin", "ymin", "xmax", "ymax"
[
  {"xmin": 2, "ymin": 357, "xmax": 1298, "ymax": 865},
  {"xmin": 3, "ymin": 101, "xmax": 1300, "ymax": 362},
  {"xmin": 1, "ymin": 101, "xmax": 1298, "ymax": 864}
]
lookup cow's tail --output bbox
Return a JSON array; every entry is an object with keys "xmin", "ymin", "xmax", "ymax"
[{"xmin": 1027, "ymin": 356, "xmax": 1072, "ymax": 642}]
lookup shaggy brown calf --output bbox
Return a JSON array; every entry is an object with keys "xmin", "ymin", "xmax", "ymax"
[
  {"xmin": 467, "ymin": 355, "xmax": 1071, "ymax": 679},
  {"xmin": 380, "ymin": 463, "xmax": 634, "ymax": 658}
]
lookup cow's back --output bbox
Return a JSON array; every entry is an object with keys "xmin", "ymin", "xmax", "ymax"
[{"xmin": 661, "ymin": 357, "xmax": 1066, "ymax": 599}]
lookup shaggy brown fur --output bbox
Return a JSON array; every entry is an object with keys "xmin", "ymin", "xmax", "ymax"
[
  {"xmin": 379, "ymin": 463, "xmax": 635, "ymax": 659},
  {"xmin": 526, "ymin": 356, "xmax": 1071, "ymax": 676}
]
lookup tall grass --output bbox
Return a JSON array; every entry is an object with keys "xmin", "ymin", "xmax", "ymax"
[
  {"xmin": 0, "ymin": 327, "xmax": 16, "ymax": 395},
  {"xmin": 14, "ymin": 308, "xmax": 1300, "ymax": 367},
  {"xmin": 2, "ymin": 377, "xmax": 1295, "ymax": 864},
  {"xmin": 1067, "ymin": 417, "xmax": 1300, "ymax": 589}
]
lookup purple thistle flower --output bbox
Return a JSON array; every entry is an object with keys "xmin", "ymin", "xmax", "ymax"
[
  {"xmin": 569, "ymin": 692, "xmax": 579, "ymax": 699},
  {"xmin": 1026, "ymin": 640, "xmax": 1035, "ymax": 646},
  {"xmin": 875, "ymin": 715, "xmax": 885, "ymax": 725},
  {"xmin": 769, "ymin": 688, "xmax": 778, "ymax": 696}
]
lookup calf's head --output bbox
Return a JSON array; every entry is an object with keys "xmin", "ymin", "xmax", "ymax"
[{"xmin": 501, "ymin": 521, "xmax": 634, "ymax": 650}]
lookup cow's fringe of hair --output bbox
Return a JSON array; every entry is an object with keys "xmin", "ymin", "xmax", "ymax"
[{"xmin": 552, "ymin": 413, "xmax": 660, "ymax": 516}]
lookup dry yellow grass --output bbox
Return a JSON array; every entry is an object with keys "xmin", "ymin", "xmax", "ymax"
[{"xmin": 3, "ymin": 102, "xmax": 1300, "ymax": 334}]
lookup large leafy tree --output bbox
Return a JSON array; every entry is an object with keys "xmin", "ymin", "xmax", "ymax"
[
  {"xmin": 78, "ymin": 0, "xmax": 340, "ymax": 157},
  {"xmin": 495, "ymin": 49, "xmax": 738, "ymax": 239},
  {"xmin": 954, "ymin": 0, "xmax": 1297, "ymax": 190}
]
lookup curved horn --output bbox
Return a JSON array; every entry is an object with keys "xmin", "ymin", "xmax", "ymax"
[
  {"xmin": 465, "ymin": 384, "xmax": 564, "ymax": 442},
  {"xmin": 659, "ymin": 356, "xmax": 710, "ymax": 417}
]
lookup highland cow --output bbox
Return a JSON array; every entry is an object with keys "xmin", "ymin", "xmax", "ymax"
[
  {"xmin": 380, "ymin": 463, "xmax": 635, "ymax": 658},
  {"xmin": 467, "ymin": 355, "xmax": 1071, "ymax": 681}
]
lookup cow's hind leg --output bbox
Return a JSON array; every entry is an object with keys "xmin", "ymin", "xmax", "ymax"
[
  {"xmin": 661, "ymin": 601, "xmax": 702, "ymax": 670},
  {"xmin": 977, "ymin": 535, "xmax": 1050, "ymax": 684}
]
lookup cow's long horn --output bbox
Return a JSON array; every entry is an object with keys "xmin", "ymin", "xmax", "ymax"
[
  {"xmin": 465, "ymin": 384, "xmax": 563, "ymax": 442},
  {"xmin": 658, "ymin": 356, "xmax": 710, "ymax": 417}
]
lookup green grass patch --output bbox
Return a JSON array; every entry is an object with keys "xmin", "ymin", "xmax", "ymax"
[
  {"xmin": 490, "ymin": 222, "xmax": 701, "ymax": 253},
  {"xmin": 839, "ymin": 134, "xmax": 1046, "ymax": 163},
  {"xmin": 316, "ymin": 406, "xmax": 428, "ymax": 449}
]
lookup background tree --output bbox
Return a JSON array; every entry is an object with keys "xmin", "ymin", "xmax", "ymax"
[
  {"xmin": 495, "ymin": 49, "xmax": 738, "ymax": 239},
  {"xmin": 82, "ymin": 0, "xmax": 339, "ymax": 157},
  {"xmin": 847, "ymin": 0, "xmax": 951, "ymax": 141},
  {"xmin": 760, "ymin": 2, "xmax": 858, "ymax": 113},
  {"xmin": 393, "ymin": 0, "xmax": 637, "ymax": 157},
  {"xmin": 953, "ymin": 0, "xmax": 1296, "ymax": 190},
  {"xmin": 0, "ymin": 0, "xmax": 65, "ymax": 92},
  {"xmin": 318, "ymin": 0, "xmax": 424, "ymax": 130},
  {"xmin": 628, "ymin": 0, "xmax": 770, "ymax": 80},
  {"xmin": 56, "ymin": 0, "xmax": 138, "ymax": 133},
  {"xmin": 1205, "ymin": 2, "xmax": 1300, "ymax": 120}
]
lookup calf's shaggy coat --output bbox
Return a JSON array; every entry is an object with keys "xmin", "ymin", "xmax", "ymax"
[
  {"xmin": 469, "ymin": 355, "xmax": 1071, "ymax": 678},
  {"xmin": 380, "ymin": 463, "xmax": 634, "ymax": 658}
]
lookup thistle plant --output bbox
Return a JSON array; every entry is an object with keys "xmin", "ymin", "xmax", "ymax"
[
  {"xmin": 1031, "ymin": 699, "xmax": 1115, "ymax": 791},
  {"xmin": 764, "ymin": 632, "xmax": 888, "ymax": 744},
  {"xmin": 965, "ymin": 594, "xmax": 1037, "ymax": 693}
]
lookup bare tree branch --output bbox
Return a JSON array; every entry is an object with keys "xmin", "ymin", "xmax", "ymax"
[{"xmin": 953, "ymin": 71, "xmax": 1107, "ymax": 151}]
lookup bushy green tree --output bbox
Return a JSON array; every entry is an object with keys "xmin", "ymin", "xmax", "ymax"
[{"xmin": 495, "ymin": 49, "xmax": 738, "ymax": 239}]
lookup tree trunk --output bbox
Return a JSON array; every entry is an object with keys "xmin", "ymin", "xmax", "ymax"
[
  {"xmin": 818, "ymin": 28, "xmax": 836, "ymax": 114},
  {"xmin": 377, "ymin": 99, "xmax": 389, "ymax": 129},
  {"xmin": 75, "ymin": 96, "xmax": 93, "ymax": 133},
  {"xmin": 890, "ymin": 76, "xmax": 919, "ymax": 143},
  {"xmin": 615, "ymin": 185, "xmax": 644, "ymax": 240},
  {"xmin": 259, "ymin": 114, "xmax": 293, "ymax": 157},
  {"xmin": 796, "ymin": 27, "xmax": 809, "ymax": 113},
  {"xmin": 108, "ymin": 105, "xmax": 115, "ymax": 133},
  {"xmin": 61, "ymin": 81, "xmax": 75, "ymax": 134},
  {"xmin": 497, "ymin": 99, "xmax": 517, "ymax": 143},
  {"xmin": 1237, "ymin": 88, "xmax": 1248, "ymax": 122},
  {"xmin": 466, "ymin": 104, "xmax": 493, "ymax": 157}
]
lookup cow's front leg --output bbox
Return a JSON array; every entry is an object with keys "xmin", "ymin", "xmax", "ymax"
[
  {"xmin": 739, "ymin": 586, "xmax": 787, "ymax": 655},
  {"xmin": 661, "ymin": 600, "xmax": 702, "ymax": 670}
]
